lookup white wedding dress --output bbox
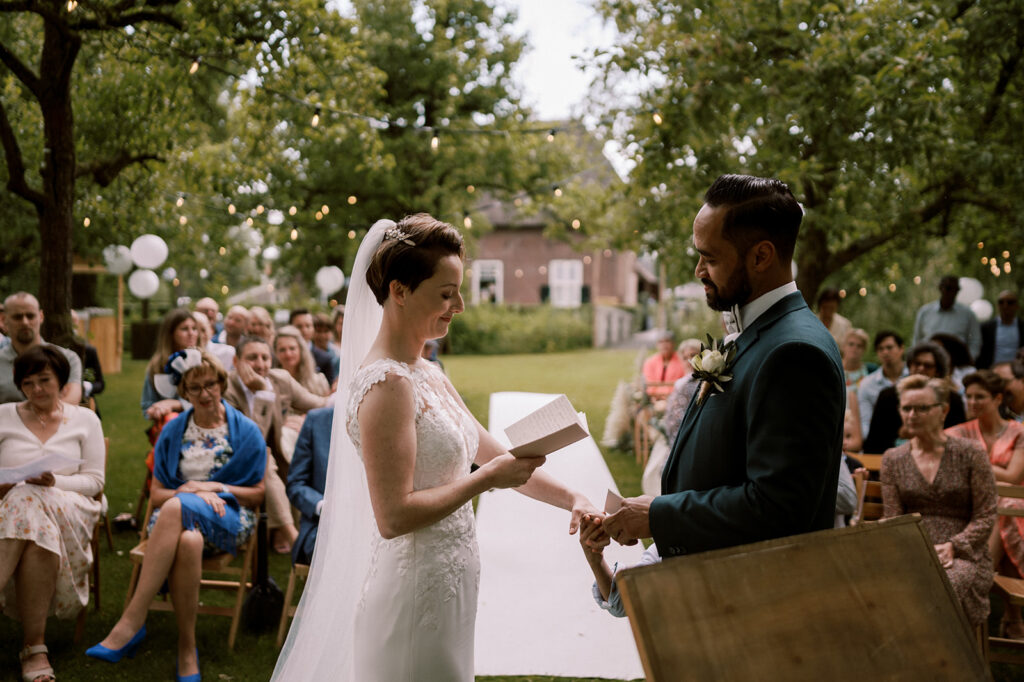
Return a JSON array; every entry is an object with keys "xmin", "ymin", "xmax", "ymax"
[{"xmin": 347, "ymin": 357, "xmax": 481, "ymax": 682}]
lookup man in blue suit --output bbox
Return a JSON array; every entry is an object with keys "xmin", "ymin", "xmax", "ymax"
[
  {"xmin": 603, "ymin": 174, "xmax": 845, "ymax": 556},
  {"xmin": 286, "ymin": 406, "xmax": 334, "ymax": 565}
]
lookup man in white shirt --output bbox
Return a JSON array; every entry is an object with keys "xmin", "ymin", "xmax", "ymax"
[
  {"xmin": 0, "ymin": 293, "xmax": 82, "ymax": 404},
  {"xmin": 857, "ymin": 331, "xmax": 907, "ymax": 437},
  {"xmin": 912, "ymin": 275, "xmax": 981, "ymax": 360},
  {"xmin": 213, "ymin": 305, "xmax": 250, "ymax": 347}
]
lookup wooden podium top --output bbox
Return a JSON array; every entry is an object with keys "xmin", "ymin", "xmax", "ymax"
[{"xmin": 616, "ymin": 516, "xmax": 990, "ymax": 681}]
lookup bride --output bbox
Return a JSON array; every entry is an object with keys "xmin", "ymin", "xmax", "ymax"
[{"xmin": 273, "ymin": 214, "xmax": 597, "ymax": 680}]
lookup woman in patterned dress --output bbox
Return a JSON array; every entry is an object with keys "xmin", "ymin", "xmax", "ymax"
[
  {"xmin": 946, "ymin": 369, "xmax": 1024, "ymax": 636},
  {"xmin": 88, "ymin": 351, "xmax": 266, "ymax": 680},
  {"xmin": 0, "ymin": 345, "xmax": 104, "ymax": 682},
  {"xmin": 881, "ymin": 374, "xmax": 996, "ymax": 627}
]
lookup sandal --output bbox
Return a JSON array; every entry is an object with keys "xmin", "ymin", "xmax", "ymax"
[{"xmin": 19, "ymin": 644, "xmax": 55, "ymax": 682}]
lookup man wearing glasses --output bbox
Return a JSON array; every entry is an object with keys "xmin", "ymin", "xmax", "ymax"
[{"xmin": 977, "ymin": 290, "xmax": 1024, "ymax": 369}]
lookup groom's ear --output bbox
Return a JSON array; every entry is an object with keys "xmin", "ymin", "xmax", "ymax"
[{"xmin": 748, "ymin": 240, "xmax": 776, "ymax": 273}]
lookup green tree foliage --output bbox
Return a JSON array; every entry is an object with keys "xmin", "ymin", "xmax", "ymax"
[{"xmin": 592, "ymin": 0, "xmax": 1024, "ymax": 300}]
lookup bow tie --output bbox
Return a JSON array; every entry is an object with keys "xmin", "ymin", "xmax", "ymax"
[{"xmin": 723, "ymin": 304, "xmax": 744, "ymax": 336}]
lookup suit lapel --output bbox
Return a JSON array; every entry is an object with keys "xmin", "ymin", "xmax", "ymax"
[{"xmin": 661, "ymin": 293, "xmax": 809, "ymax": 487}]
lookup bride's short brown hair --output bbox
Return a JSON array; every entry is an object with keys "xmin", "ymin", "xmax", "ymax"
[{"xmin": 366, "ymin": 213, "xmax": 465, "ymax": 305}]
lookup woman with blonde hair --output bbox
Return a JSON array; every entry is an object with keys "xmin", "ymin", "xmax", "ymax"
[
  {"xmin": 841, "ymin": 328, "xmax": 875, "ymax": 390},
  {"xmin": 274, "ymin": 325, "xmax": 330, "ymax": 397},
  {"xmin": 141, "ymin": 308, "xmax": 198, "ymax": 421}
]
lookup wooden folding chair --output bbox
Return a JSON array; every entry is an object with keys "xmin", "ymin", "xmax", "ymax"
[
  {"xmin": 74, "ymin": 437, "xmax": 110, "ymax": 643},
  {"xmin": 988, "ymin": 483, "xmax": 1024, "ymax": 663},
  {"xmin": 124, "ymin": 496, "xmax": 257, "ymax": 650},
  {"xmin": 850, "ymin": 469, "xmax": 884, "ymax": 526},
  {"xmin": 276, "ymin": 563, "xmax": 310, "ymax": 648}
]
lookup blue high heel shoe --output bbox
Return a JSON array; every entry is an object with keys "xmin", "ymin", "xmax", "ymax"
[
  {"xmin": 176, "ymin": 648, "xmax": 200, "ymax": 682},
  {"xmin": 85, "ymin": 625, "xmax": 146, "ymax": 662}
]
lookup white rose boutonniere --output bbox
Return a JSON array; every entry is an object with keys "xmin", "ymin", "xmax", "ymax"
[{"xmin": 690, "ymin": 334, "xmax": 737, "ymax": 406}]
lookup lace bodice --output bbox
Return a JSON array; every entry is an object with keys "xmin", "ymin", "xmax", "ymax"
[{"xmin": 347, "ymin": 358, "xmax": 479, "ymax": 489}]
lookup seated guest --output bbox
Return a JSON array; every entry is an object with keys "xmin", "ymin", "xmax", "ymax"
[
  {"xmin": 286, "ymin": 406, "xmax": 334, "ymax": 565},
  {"xmin": 141, "ymin": 308, "xmax": 198, "ymax": 421},
  {"xmin": 841, "ymin": 328, "xmax": 876, "ymax": 390},
  {"xmin": 977, "ymin": 290, "xmax": 1024, "ymax": 369},
  {"xmin": 931, "ymin": 332, "xmax": 976, "ymax": 392},
  {"xmin": 0, "ymin": 293, "xmax": 82, "ymax": 405},
  {"xmin": 640, "ymin": 374, "xmax": 699, "ymax": 496},
  {"xmin": 88, "ymin": 350, "xmax": 265, "ymax": 680},
  {"xmin": 994, "ymin": 361, "xmax": 1024, "ymax": 421},
  {"xmin": 816, "ymin": 287, "xmax": 852, "ymax": 348},
  {"xmin": 274, "ymin": 325, "xmax": 331, "ymax": 397},
  {"xmin": 328, "ymin": 305, "xmax": 344, "ymax": 357},
  {"xmin": 641, "ymin": 331, "xmax": 686, "ymax": 399},
  {"xmin": 193, "ymin": 297, "xmax": 222, "ymax": 336},
  {"xmin": 858, "ymin": 331, "xmax": 907, "ymax": 437},
  {"xmin": 214, "ymin": 305, "xmax": 250, "ymax": 347},
  {"xmin": 289, "ymin": 309, "xmax": 336, "ymax": 386},
  {"xmin": 192, "ymin": 311, "xmax": 235, "ymax": 370},
  {"xmin": 0, "ymin": 346, "xmax": 104, "ymax": 682},
  {"xmin": 312, "ymin": 313, "xmax": 339, "ymax": 383},
  {"xmin": 224, "ymin": 337, "xmax": 328, "ymax": 554},
  {"xmin": 946, "ymin": 370, "xmax": 1024, "ymax": 637},
  {"xmin": 863, "ymin": 342, "xmax": 965, "ymax": 453},
  {"xmin": 71, "ymin": 310, "xmax": 105, "ymax": 417},
  {"xmin": 248, "ymin": 306, "xmax": 275, "ymax": 343},
  {"xmin": 881, "ymin": 374, "xmax": 996, "ymax": 628}
]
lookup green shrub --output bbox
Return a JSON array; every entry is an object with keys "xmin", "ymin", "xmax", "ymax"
[{"xmin": 448, "ymin": 304, "xmax": 593, "ymax": 354}]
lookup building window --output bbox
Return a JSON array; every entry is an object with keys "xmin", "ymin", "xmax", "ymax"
[
  {"xmin": 549, "ymin": 259, "xmax": 583, "ymax": 308},
  {"xmin": 471, "ymin": 259, "xmax": 503, "ymax": 304}
]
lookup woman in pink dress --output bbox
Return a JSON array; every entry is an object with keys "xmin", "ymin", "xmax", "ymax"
[{"xmin": 946, "ymin": 369, "xmax": 1024, "ymax": 636}]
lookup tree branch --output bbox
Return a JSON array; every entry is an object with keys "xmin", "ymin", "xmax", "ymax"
[
  {"xmin": 0, "ymin": 98, "xmax": 45, "ymax": 209},
  {"xmin": 0, "ymin": 38, "xmax": 41, "ymax": 95},
  {"xmin": 76, "ymin": 151, "xmax": 163, "ymax": 186},
  {"xmin": 0, "ymin": 1, "xmax": 34, "ymax": 13},
  {"xmin": 73, "ymin": 9, "xmax": 184, "ymax": 31}
]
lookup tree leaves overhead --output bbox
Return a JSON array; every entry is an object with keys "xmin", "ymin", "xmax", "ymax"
[{"xmin": 593, "ymin": 0, "xmax": 1024, "ymax": 299}]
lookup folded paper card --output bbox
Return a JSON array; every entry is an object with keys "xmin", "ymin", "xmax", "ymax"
[
  {"xmin": 604, "ymin": 489, "xmax": 624, "ymax": 514},
  {"xmin": 505, "ymin": 394, "xmax": 589, "ymax": 458}
]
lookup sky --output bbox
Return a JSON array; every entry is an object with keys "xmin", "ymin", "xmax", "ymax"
[{"xmin": 506, "ymin": 0, "xmax": 618, "ymax": 121}]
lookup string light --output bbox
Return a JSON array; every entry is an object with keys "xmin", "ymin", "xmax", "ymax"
[
  {"xmin": 982, "ymin": 257, "xmax": 989, "ymax": 265},
  {"xmin": 547, "ymin": 130, "xmax": 556, "ymax": 142},
  {"xmin": 463, "ymin": 216, "xmax": 472, "ymax": 229},
  {"xmin": 321, "ymin": 204, "xmax": 329, "ymax": 214},
  {"xmin": 172, "ymin": 278, "xmax": 180, "ymax": 287},
  {"xmin": 256, "ymin": 204, "xmax": 265, "ymax": 214},
  {"xmin": 514, "ymin": 269, "xmax": 524, "ymax": 278},
  {"xmin": 348, "ymin": 230, "xmax": 356, "ymax": 239},
  {"xmin": 978, "ymin": 242, "xmax": 985, "ymax": 249},
  {"xmin": 1003, "ymin": 250, "xmax": 1011, "ymax": 259},
  {"xmin": 245, "ymin": 217, "xmax": 253, "ymax": 226},
  {"xmin": 311, "ymin": 106, "xmax": 321, "ymax": 127},
  {"xmin": 571, "ymin": 219, "xmax": 581, "ymax": 229},
  {"xmin": 289, "ymin": 206, "xmax": 297, "ymax": 215},
  {"xmin": 315, "ymin": 211, "xmax": 323, "ymax": 220},
  {"xmin": 290, "ymin": 228, "xmax": 298, "ymax": 240},
  {"xmin": 839, "ymin": 289, "xmax": 846, "ymax": 298},
  {"xmin": 913, "ymin": 276, "xmax": 921, "ymax": 284},
  {"xmin": 66, "ymin": 0, "xmax": 77, "ymax": 11},
  {"xmin": 218, "ymin": 246, "xmax": 227, "ymax": 255},
  {"xmin": 176, "ymin": 196, "xmax": 185, "ymax": 207},
  {"xmin": 652, "ymin": 112, "xmax": 663, "ymax": 125},
  {"xmin": 83, "ymin": 217, "xmax": 91, "ymax": 227},
  {"xmin": 430, "ymin": 136, "xmax": 440, "ymax": 151},
  {"xmin": 1006, "ymin": 262, "xmax": 1013, "ymax": 273},
  {"xmin": 466, "ymin": 185, "xmax": 475, "ymax": 194},
  {"xmin": 888, "ymin": 283, "xmax": 896, "ymax": 292},
  {"xmin": 553, "ymin": 186, "xmax": 562, "ymax": 197},
  {"xmin": 228, "ymin": 204, "xmax": 236, "ymax": 215},
  {"xmin": 221, "ymin": 285, "xmax": 229, "ymax": 295},
  {"xmin": 178, "ymin": 216, "xmax": 187, "ymax": 225},
  {"xmin": 583, "ymin": 256, "xmax": 592, "ymax": 265},
  {"xmin": 859, "ymin": 287, "xmax": 867, "ymax": 296},
  {"xmin": 189, "ymin": 58, "xmax": 200, "ymax": 75},
  {"xmin": 347, "ymin": 196, "xmax": 357, "ymax": 205}
]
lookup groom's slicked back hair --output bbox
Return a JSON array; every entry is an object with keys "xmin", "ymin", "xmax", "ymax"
[
  {"xmin": 704, "ymin": 174, "xmax": 803, "ymax": 263},
  {"xmin": 367, "ymin": 213, "xmax": 466, "ymax": 305}
]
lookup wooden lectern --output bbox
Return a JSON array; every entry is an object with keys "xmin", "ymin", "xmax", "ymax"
[{"xmin": 616, "ymin": 516, "xmax": 990, "ymax": 681}]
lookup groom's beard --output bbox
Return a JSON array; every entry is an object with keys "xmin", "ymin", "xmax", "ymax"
[{"xmin": 702, "ymin": 266, "xmax": 752, "ymax": 312}]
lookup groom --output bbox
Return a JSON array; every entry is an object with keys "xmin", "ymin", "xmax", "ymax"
[{"xmin": 603, "ymin": 174, "xmax": 845, "ymax": 556}]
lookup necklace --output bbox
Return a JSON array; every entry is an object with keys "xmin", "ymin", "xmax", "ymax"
[{"xmin": 25, "ymin": 401, "xmax": 63, "ymax": 428}]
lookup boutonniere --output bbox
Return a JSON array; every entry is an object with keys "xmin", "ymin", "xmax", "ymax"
[{"xmin": 690, "ymin": 334, "xmax": 737, "ymax": 406}]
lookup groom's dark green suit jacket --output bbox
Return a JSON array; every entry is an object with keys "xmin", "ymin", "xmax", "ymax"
[{"xmin": 651, "ymin": 291, "xmax": 845, "ymax": 558}]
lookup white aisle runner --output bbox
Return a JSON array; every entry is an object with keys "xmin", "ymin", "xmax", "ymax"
[{"xmin": 475, "ymin": 392, "xmax": 646, "ymax": 680}]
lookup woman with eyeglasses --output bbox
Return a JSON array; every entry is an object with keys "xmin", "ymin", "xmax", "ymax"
[
  {"xmin": 946, "ymin": 369, "xmax": 1024, "ymax": 637},
  {"xmin": 881, "ymin": 374, "xmax": 996, "ymax": 629},
  {"xmin": 88, "ymin": 351, "xmax": 266, "ymax": 681}
]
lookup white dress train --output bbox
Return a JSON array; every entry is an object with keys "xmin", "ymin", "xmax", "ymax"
[{"xmin": 346, "ymin": 358, "xmax": 481, "ymax": 682}]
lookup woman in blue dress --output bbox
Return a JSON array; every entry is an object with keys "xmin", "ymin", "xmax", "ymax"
[{"xmin": 88, "ymin": 350, "xmax": 266, "ymax": 681}]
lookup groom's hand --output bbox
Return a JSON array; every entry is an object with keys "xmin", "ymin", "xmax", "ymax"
[{"xmin": 602, "ymin": 495, "xmax": 654, "ymax": 546}]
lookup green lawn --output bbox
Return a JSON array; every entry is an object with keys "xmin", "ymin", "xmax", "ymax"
[{"xmin": 1, "ymin": 350, "xmax": 642, "ymax": 682}]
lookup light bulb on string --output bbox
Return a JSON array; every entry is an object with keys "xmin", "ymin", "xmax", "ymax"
[
  {"xmin": 256, "ymin": 205, "xmax": 265, "ymax": 214},
  {"xmin": 290, "ymin": 228, "xmax": 298, "ymax": 241},
  {"xmin": 315, "ymin": 211, "xmax": 323, "ymax": 221},
  {"xmin": 66, "ymin": 0, "xmax": 77, "ymax": 11},
  {"xmin": 189, "ymin": 58, "xmax": 200, "ymax": 75},
  {"xmin": 289, "ymin": 206, "xmax": 297, "ymax": 215},
  {"xmin": 466, "ymin": 185, "xmax": 475, "ymax": 194},
  {"xmin": 652, "ymin": 112, "xmax": 664, "ymax": 125},
  {"xmin": 1004, "ymin": 251, "xmax": 1011, "ymax": 259},
  {"xmin": 571, "ymin": 219, "xmax": 581, "ymax": 230},
  {"xmin": 546, "ymin": 130, "xmax": 556, "ymax": 142},
  {"xmin": 245, "ymin": 217, "xmax": 253, "ymax": 226},
  {"xmin": 311, "ymin": 106, "xmax": 321, "ymax": 128},
  {"xmin": 347, "ymin": 195, "xmax": 357, "ymax": 205},
  {"xmin": 1006, "ymin": 262, "xmax": 1013, "ymax": 274},
  {"xmin": 839, "ymin": 289, "xmax": 846, "ymax": 298},
  {"xmin": 228, "ymin": 204, "xmax": 236, "ymax": 215},
  {"xmin": 178, "ymin": 216, "xmax": 187, "ymax": 225},
  {"xmin": 978, "ymin": 242, "xmax": 985, "ymax": 249},
  {"xmin": 321, "ymin": 204, "xmax": 329, "ymax": 215},
  {"xmin": 83, "ymin": 217, "xmax": 91, "ymax": 227},
  {"xmin": 553, "ymin": 186, "xmax": 563, "ymax": 197},
  {"xmin": 430, "ymin": 135, "xmax": 440, "ymax": 151},
  {"xmin": 221, "ymin": 285, "xmax": 229, "ymax": 295},
  {"xmin": 463, "ymin": 216, "xmax": 472, "ymax": 229},
  {"xmin": 348, "ymin": 230, "xmax": 356, "ymax": 239},
  {"xmin": 914, "ymin": 276, "xmax": 922, "ymax": 284}
]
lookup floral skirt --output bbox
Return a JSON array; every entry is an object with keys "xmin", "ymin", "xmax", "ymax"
[{"xmin": 0, "ymin": 484, "xmax": 101, "ymax": 619}]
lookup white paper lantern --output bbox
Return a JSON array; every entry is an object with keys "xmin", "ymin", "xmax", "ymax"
[
  {"xmin": 128, "ymin": 269, "xmax": 160, "ymax": 299},
  {"xmin": 970, "ymin": 298, "xmax": 994, "ymax": 322},
  {"xmin": 162, "ymin": 267, "xmax": 177, "ymax": 281},
  {"xmin": 130, "ymin": 234, "xmax": 169, "ymax": 269},
  {"xmin": 103, "ymin": 245, "xmax": 133, "ymax": 275},
  {"xmin": 957, "ymin": 277, "xmax": 984, "ymax": 305},
  {"xmin": 262, "ymin": 245, "xmax": 281, "ymax": 262},
  {"xmin": 315, "ymin": 265, "xmax": 346, "ymax": 295}
]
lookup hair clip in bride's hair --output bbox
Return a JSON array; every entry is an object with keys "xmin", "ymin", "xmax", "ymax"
[{"xmin": 384, "ymin": 227, "xmax": 416, "ymax": 246}]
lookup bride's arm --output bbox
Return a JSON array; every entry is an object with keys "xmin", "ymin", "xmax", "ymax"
[
  {"xmin": 360, "ymin": 373, "xmax": 542, "ymax": 539},
  {"xmin": 440, "ymin": 378, "xmax": 599, "ymax": 534}
]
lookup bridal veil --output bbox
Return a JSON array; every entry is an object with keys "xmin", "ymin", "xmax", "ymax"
[{"xmin": 271, "ymin": 219, "xmax": 393, "ymax": 680}]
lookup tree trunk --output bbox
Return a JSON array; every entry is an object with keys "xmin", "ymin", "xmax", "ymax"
[
  {"xmin": 795, "ymin": 222, "xmax": 830, "ymax": 309},
  {"xmin": 36, "ymin": 22, "xmax": 81, "ymax": 351}
]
